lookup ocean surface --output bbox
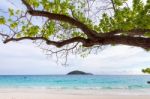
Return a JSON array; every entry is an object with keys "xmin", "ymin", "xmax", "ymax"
[{"xmin": 0, "ymin": 75, "xmax": 150, "ymax": 90}]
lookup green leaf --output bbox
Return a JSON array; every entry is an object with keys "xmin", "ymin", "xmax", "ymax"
[
  {"xmin": 8, "ymin": 8, "xmax": 14, "ymax": 16},
  {"xmin": 43, "ymin": 21, "xmax": 56, "ymax": 37},
  {"xmin": 16, "ymin": 33, "xmax": 21, "ymax": 38},
  {"xmin": 0, "ymin": 17, "xmax": 6, "ymax": 25},
  {"xmin": 8, "ymin": 18, "xmax": 12, "ymax": 22},
  {"xmin": 113, "ymin": 0, "xmax": 127, "ymax": 6},
  {"xmin": 144, "ymin": 32, "xmax": 150, "ymax": 37},
  {"xmin": 27, "ymin": 0, "xmax": 39, "ymax": 7},
  {"xmin": 10, "ymin": 22, "xmax": 18, "ymax": 29},
  {"xmin": 25, "ymin": 26, "xmax": 39, "ymax": 36}
]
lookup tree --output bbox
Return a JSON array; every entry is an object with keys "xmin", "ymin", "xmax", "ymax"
[
  {"xmin": 142, "ymin": 68, "xmax": 150, "ymax": 74},
  {"xmin": 1, "ymin": 0, "xmax": 150, "ymax": 59}
]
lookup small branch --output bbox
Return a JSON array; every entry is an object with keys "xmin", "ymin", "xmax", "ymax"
[
  {"xmin": 110, "ymin": 0, "xmax": 116, "ymax": 12},
  {"xmin": 0, "ymin": 33, "xmax": 9, "ymax": 38},
  {"xmin": 46, "ymin": 43, "xmax": 79, "ymax": 54},
  {"xmin": 22, "ymin": 0, "xmax": 33, "ymax": 11},
  {"xmin": 3, "ymin": 36, "xmax": 88, "ymax": 47}
]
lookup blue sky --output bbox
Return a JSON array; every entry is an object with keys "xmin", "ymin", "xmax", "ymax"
[{"xmin": 0, "ymin": 0, "xmax": 150, "ymax": 75}]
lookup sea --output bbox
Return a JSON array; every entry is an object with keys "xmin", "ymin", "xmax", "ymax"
[{"xmin": 0, "ymin": 75, "xmax": 150, "ymax": 95}]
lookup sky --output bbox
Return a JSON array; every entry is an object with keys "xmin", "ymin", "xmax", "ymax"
[{"xmin": 0, "ymin": 0, "xmax": 150, "ymax": 75}]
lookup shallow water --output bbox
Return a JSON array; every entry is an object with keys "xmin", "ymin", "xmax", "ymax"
[{"xmin": 0, "ymin": 75, "xmax": 150, "ymax": 90}]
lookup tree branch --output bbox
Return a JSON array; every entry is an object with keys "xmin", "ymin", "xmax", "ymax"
[
  {"xmin": 2, "ymin": 33, "xmax": 150, "ymax": 50},
  {"xmin": 110, "ymin": 0, "xmax": 116, "ymax": 12},
  {"xmin": 3, "ymin": 36, "xmax": 88, "ymax": 48},
  {"xmin": 22, "ymin": 0, "xmax": 33, "ymax": 11},
  {"xmin": 96, "ymin": 36, "xmax": 150, "ymax": 49},
  {"xmin": 0, "ymin": 33, "xmax": 9, "ymax": 38},
  {"xmin": 21, "ymin": 0, "xmax": 98, "ymax": 39}
]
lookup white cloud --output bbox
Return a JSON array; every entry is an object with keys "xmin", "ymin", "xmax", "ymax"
[
  {"xmin": 0, "ymin": 40, "xmax": 150, "ymax": 75},
  {"xmin": 77, "ymin": 46, "xmax": 150, "ymax": 75}
]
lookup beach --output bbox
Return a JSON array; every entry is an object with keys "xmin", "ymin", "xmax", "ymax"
[
  {"xmin": 0, "ymin": 88, "xmax": 150, "ymax": 99},
  {"xmin": 1, "ymin": 0, "xmax": 150, "ymax": 98},
  {"xmin": 0, "ymin": 75, "xmax": 150, "ymax": 99}
]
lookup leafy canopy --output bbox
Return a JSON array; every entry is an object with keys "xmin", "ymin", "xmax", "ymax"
[{"xmin": 1, "ymin": 0, "xmax": 150, "ymax": 38}]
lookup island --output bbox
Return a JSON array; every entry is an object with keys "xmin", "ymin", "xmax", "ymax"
[
  {"xmin": 67, "ymin": 70, "xmax": 93, "ymax": 75},
  {"xmin": 147, "ymin": 81, "xmax": 150, "ymax": 84}
]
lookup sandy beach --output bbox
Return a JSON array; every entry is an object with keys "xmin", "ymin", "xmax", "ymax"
[
  {"xmin": 0, "ymin": 92, "xmax": 150, "ymax": 99},
  {"xmin": 0, "ymin": 88, "xmax": 150, "ymax": 99},
  {"xmin": 0, "ymin": 91, "xmax": 150, "ymax": 99}
]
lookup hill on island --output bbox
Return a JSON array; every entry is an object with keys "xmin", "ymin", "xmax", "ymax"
[{"xmin": 67, "ymin": 70, "xmax": 93, "ymax": 75}]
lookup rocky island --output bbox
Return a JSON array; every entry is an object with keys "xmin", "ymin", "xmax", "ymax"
[
  {"xmin": 147, "ymin": 81, "xmax": 150, "ymax": 84},
  {"xmin": 67, "ymin": 70, "xmax": 93, "ymax": 75}
]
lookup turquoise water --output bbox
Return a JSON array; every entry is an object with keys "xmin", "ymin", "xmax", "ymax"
[{"xmin": 0, "ymin": 75, "xmax": 150, "ymax": 90}]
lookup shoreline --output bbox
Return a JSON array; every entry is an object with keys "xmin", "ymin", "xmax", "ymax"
[
  {"xmin": 0, "ymin": 88, "xmax": 150, "ymax": 99},
  {"xmin": 0, "ymin": 87, "xmax": 150, "ymax": 95},
  {"xmin": 0, "ymin": 75, "xmax": 150, "ymax": 98}
]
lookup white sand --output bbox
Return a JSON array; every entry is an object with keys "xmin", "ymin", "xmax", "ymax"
[{"xmin": 0, "ymin": 88, "xmax": 150, "ymax": 99}]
